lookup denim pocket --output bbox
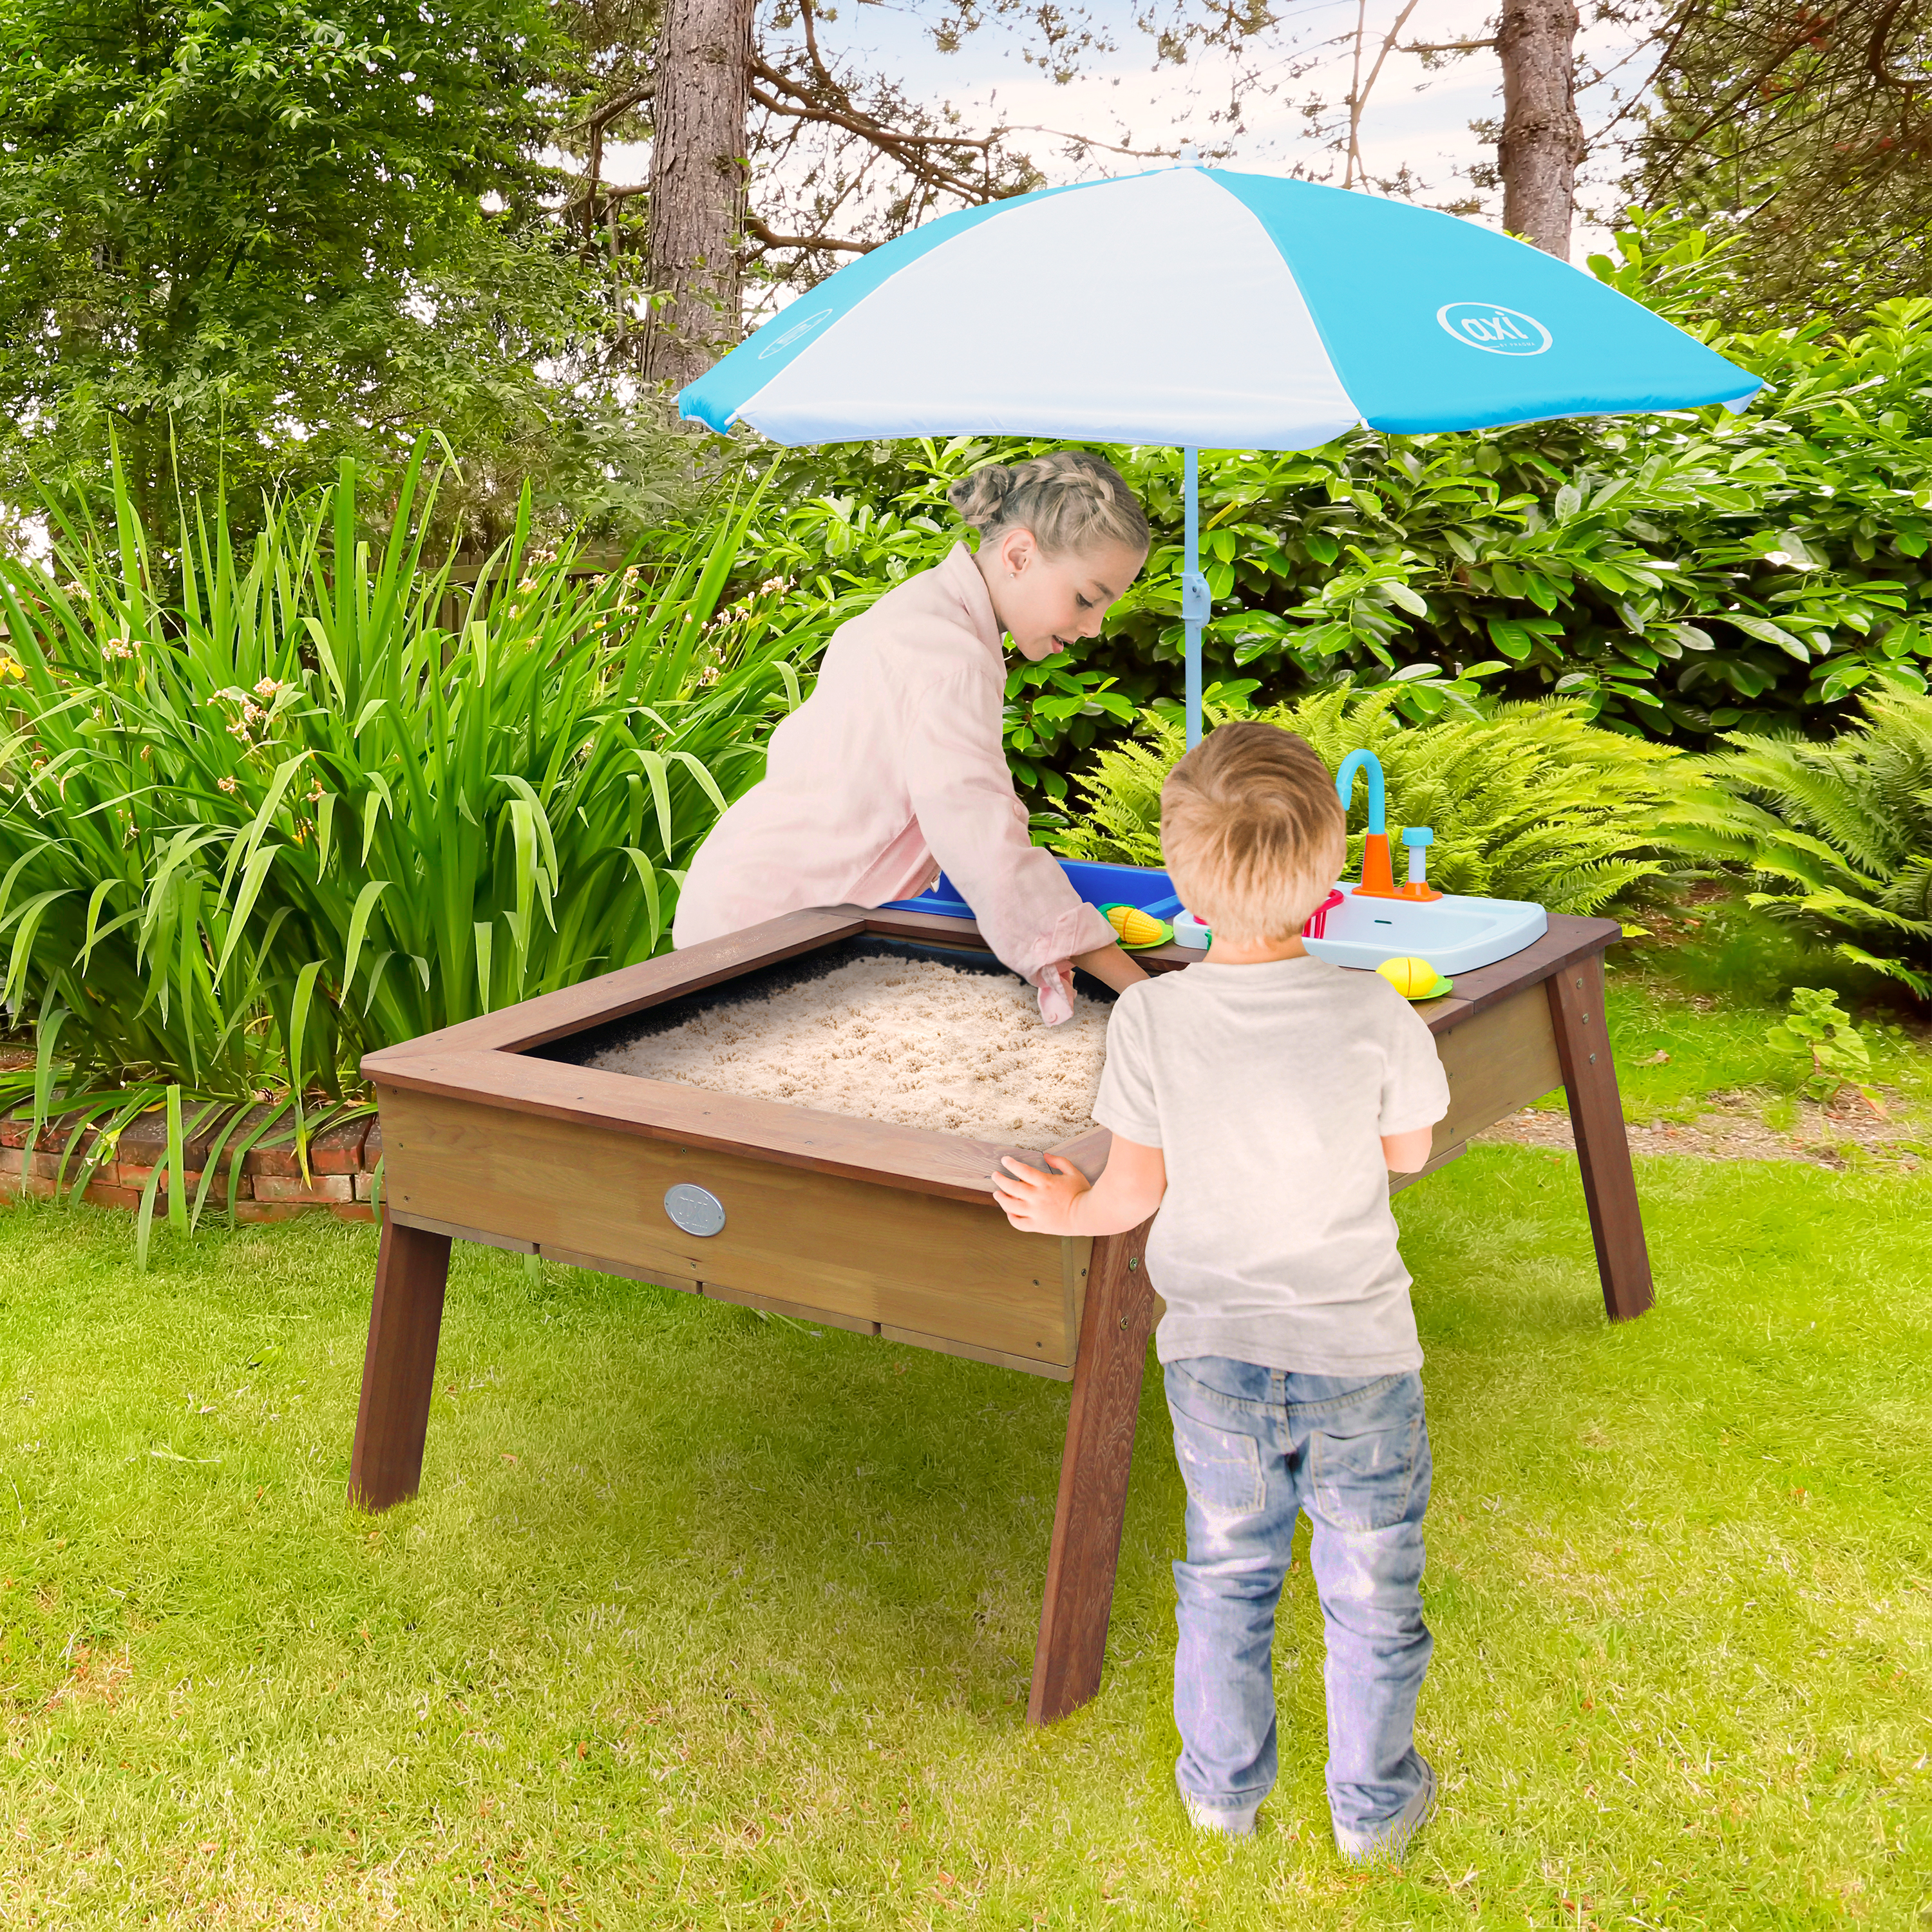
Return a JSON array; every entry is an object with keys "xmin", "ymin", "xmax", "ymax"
[
  {"xmin": 1310, "ymin": 1397, "xmax": 1423, "ymax": 1533},
  {"xmin": 1171, "ymin": 1415, "xmax": 1267, "ymax": 1519}
]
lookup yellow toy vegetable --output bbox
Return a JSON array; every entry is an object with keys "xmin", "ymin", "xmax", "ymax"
[
  {"xmin": 1376, "ymin": 955, "xmax": 1454, "ymax": 1000},
  {"xmin": 1099, "ymin": 903, "xmax": 1174, "ymax": 949}
]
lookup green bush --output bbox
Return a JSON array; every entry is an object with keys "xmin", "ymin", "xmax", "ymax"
[
  {"xmin": 1052, "ymin": 690, "xmax": 1690, "ymax": 918},
  {"xmin": 1661, "ymin": 690, "xmax": 1932, "ymax": 996},
  {"xmin": 0, "ymin": 451, "xmax": 825, "ymax": 1111}
]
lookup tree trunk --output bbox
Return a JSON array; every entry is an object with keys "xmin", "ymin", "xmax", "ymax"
[
  {"xmin": 641, "ymin": 0, "xmax": 752, "ymax": 390},
  {"xmin": 1496, "ymin": 0, "xmax": 1586, "ymax": 258}
]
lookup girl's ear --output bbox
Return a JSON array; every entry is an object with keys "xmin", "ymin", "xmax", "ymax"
[{"xmin": 998, "ymin": 526, "xmax": 1037, "ymax": 578}]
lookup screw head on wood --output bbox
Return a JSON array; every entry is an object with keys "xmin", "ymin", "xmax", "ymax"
[
  {"xmin": 1128, "ymin": 1256, "xmax": 1139, "ymax": 1271},
  {"xmin": 1119, "ymin": 1314, "xmax": 1129, "ymax": 1330}
]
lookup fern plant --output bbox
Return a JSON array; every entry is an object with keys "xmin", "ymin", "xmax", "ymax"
[
  {"xmin": 1054, "ymin": 688, "xmax": 1690, "ymax": 918},
  {"xmin": 1661, "ymin": 692, "xmax": 1932, "ymax": 996}
]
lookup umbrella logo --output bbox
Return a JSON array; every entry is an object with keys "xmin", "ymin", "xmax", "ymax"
[
  {"xmin": 757, "ymin": 308, "xmax": 835, "ymax": 360},
  {"xmin": 1437, "ymin": 303, "xmax": 1552, "ymax": 356}
]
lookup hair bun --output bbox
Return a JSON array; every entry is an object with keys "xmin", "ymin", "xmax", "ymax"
[
  {"xmin": 946, "ymin": 464, "xmax": 1014, "ymax": 531},
  {"xmin": 945, "ymin": 449, "xmax": 1150, "ymax": 558}
]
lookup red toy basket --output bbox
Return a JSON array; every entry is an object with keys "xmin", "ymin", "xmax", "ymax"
[{"xmin": 1302, "ymin": 887, "xmax": 1345, "ymax": 939}]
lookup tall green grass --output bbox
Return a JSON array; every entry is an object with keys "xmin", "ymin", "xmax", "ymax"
[{"xmin": 0, "ymin": 448, "xmax": 822, "ymax": 1224}]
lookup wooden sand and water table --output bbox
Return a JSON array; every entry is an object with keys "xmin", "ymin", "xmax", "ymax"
[{"xmin": 350, "ymin": 898, "xmax": 1651, "ymax": 1725}]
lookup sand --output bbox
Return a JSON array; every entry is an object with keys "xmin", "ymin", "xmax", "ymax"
[{"xmin": 590, "ymin": 954, "xmax": 1111, "ymax": 1145}]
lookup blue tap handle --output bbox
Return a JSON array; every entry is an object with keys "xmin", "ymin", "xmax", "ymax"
[{"xmin": 1335, "ymin": 750, "xmax": 1386, "ymax": 837}]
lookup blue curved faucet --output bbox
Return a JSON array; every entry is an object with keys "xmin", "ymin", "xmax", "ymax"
[{"xmin": 1335, "ymin": 748, "xmax": 1386, "ymax": 835}]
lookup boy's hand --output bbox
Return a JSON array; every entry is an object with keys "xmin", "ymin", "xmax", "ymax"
[{"xmin": 991, "ymin": 1153, "xmax": 1092, "ymax": 1235}]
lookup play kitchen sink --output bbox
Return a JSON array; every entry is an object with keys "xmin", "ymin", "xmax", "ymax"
[{"xmin": 1298, "ymin": 884, "xmax": 1546, "ymax": 974}]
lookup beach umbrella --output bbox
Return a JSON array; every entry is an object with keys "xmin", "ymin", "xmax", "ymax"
[{"xmin": 679, "ymin": 162, "xmax": 1761, "ymax": 747}]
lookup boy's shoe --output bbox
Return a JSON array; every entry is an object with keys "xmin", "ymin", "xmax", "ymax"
[
  {"xmin": 1179, "ymin": 1789, "xmax": 1259, "ymax": 1840},
  {"xmin": 1333, "ymin": 1756, "xmax": 1436, "ymax": 1864}
]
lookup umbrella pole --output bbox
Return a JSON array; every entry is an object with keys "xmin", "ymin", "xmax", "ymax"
[{"xmin": 1182, "ymin": 448, "xmax": 1209, "ymax": 749}]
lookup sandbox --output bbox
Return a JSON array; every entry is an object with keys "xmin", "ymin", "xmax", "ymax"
[
  {"xmin": 582, "ymin": 944, "xmax": 1110, "ymax": 1146},
  {"xmin": 354, "ymin": 898, "xmax": 1652, "ymax": 1725}
]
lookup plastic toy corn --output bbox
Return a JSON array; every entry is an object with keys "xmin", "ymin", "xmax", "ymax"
[{"xmin": 1099, "ymin": 904, "xmax": 1174, "ymax": 950}]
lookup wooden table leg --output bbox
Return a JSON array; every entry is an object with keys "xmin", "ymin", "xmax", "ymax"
[
  {"xmin": 1547, "ymin": 954, "xmax": 1655, "ymax": 1322},
  {"xmin": 348, "ymin": 1211, "xmax": 453, "ymax": 1510},
  {"xmin": 1028, "ymin": 1218, "xmax": 1157, "ymax": 1725}
]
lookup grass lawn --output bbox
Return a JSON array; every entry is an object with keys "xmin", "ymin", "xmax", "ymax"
[
  {"xmin": 0, "ymin": 1146, "xmax": 1926, "ymax": 1927},
  {"xmin": 1605, "ymin": 896, "xmax": 1932, "ymax": 1137}
]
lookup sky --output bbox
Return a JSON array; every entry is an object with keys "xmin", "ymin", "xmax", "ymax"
[{"xmin": 599, "ymin": 0, "xmax": 1661, "ymax": 268}]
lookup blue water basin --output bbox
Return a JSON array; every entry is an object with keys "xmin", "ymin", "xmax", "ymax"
[{"xmin": 883, "ymin": 859, "xmax": 1184, "ymax": 925}]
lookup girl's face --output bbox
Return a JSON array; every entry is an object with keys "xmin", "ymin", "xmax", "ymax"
[{"xmin": 979, "ymin": 525, "xmax": 1146, "ymax": 662}]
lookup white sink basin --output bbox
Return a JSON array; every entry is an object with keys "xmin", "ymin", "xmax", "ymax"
[{"xmin": 1300, "ymin": 884, "xmax": 1548, "ymax": 976}]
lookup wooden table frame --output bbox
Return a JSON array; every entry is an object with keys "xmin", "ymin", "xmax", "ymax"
[{"xmin": 352, "ymin": 904, "xmax": 1651, "ymax": 1724}]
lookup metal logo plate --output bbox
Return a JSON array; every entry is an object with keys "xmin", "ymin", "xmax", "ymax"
[{"xmin": 663, "ymin": 1182, "xmax": 726, "ymax": 1238}]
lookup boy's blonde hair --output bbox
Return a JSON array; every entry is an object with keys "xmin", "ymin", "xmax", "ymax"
[
  {"xmin": 947, "ymin": 450, "xmax": 1150, "ymax": 559},
  {"xmin": 1160, "ymin": 723, "xmax": 1347, "ymax": 945}
]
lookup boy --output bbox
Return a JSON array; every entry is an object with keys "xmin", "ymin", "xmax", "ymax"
[{"xmin": 992, "ymin": 721, "xmax": 1450, "ymax": 1859}]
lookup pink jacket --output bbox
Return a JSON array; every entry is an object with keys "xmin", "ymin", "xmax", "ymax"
[{"xmin": 673, "ymin": 544, "xmax": 1115, "ymax": 1018}]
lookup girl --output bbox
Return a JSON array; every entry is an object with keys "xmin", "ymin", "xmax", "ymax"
[{"xmin": 674, "ymin": 451, "xmax": 1152, "ymax": 1020}]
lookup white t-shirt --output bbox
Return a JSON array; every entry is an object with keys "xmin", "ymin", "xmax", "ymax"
[{"xmin": 1092, "ymin": 954, "xmax": 1451, "ymax": 1377}]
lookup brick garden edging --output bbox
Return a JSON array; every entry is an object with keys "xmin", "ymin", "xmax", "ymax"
[{"xmin": 0, "ymin": 1104, "xmax": 381, "ymax": 1223}]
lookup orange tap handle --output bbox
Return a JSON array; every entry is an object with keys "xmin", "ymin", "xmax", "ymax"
[{"xmin": 1354, "ymin": 831, "xmax": 1399, "ymax": 899}]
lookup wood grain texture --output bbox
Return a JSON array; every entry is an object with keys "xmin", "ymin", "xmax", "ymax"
[
  {"xmin": 381, "ymin": 1087, "xmax": 1075, "ymax": 1365},
  {"xmin": 876, "ymin": 1325, "xmax": 1074, "ymax": 1382},
  {"xmin": 1028, "ymin": 1218, "xmax": 1157, "ymax": 1725},
  {"xmin": 348, "ymin": 1213, "xmax": 452, "ymax": 1511},
  {"xmin": 1548, "ymin": 954, "xmax": 1655, "ymax": 1321},
  {"xmin": 1062, "ymin": 1236, "xmax": 1094, "ymax": 1357},
  {"xmin": 370, "ymin": 1048, "xmax": 1050, "ymax": 1205},
  {"xmin": 701, "ymin": 1277, "xmax": 882, "ymax": 1337},
  {"xmin": 1432, "ymin": 985, "xmax": 1564, "ymax": 1152},
  {"xmin": 535, "ymin": 1243, "xmax": 699, "ymax": 1294},
  {"xmin": 1048, "ymin": 1128, "xmax": 1112, "ymax": 1185},
  {"xmin": 388, "ymin": 1208, "xmax": 535, "ymax": 1255}
]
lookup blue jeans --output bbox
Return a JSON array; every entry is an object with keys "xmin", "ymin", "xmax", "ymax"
[{"xmin": 1164, "ymin": 1357, "xmax": 1434, "ymax": 1840}]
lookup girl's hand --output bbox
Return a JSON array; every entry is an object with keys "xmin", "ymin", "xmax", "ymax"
[
  {"xmin": 1036, "ymin": 961, "xmax": 1075, "ymax": 1025},
  {"xmin": 991, "ymin": 1153, "xmax": 1092, "ymax": 1235}
]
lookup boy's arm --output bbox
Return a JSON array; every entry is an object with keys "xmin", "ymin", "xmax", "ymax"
[
  {"xmin": 990, "ymin": 1136, "xmax": 1166, "ymax": 1237},
  {"xmin": 1378, "ymin": 986, "xmax": 1451, "ymax": 1176}
]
